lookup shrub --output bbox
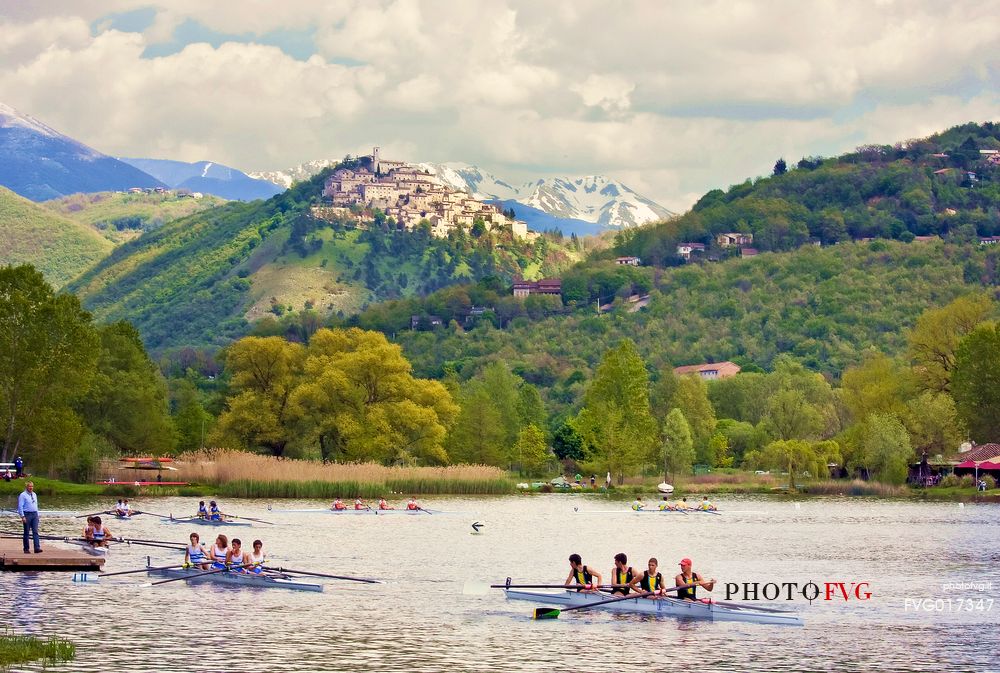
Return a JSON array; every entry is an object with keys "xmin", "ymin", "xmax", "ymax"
[
  {"xmin": 938, "ymin": 474, "xmax": 960, "ymax": 488},
  {"xmin": 982, "ymin": 475, "xmax": 997, "ymax": 490},
  {"xmin": 959, "ymin": 474, "xmax": 975, "ymax": 488}
]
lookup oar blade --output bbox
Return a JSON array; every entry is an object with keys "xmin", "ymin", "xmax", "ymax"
[
  {"xmin": 533, "ymin": 607, "xmax": 561, "ymax": 620},
  {"xmin": 71, "ymin": 572, "xmax": 97, "ymax": 583}
]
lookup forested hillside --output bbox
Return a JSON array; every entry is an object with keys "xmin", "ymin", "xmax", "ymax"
[
  {"xmin": 68, "ymin": 165, "xmax": 581, "ymax": 350},
  {"xmin": 615, "ymin": 122, "xmax": 1000, "ymax": 263},
  {"xmin": 0, "ymin": 186, "xmax": 112, "ymax": 287}
]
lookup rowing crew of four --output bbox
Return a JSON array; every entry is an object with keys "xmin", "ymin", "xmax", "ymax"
[
  {"xmin": 566, "ymin": 553, "xmax": 716, "ymax": 602},
  {"xmin": 185, "ymin": 532, "xmax": 268, "ymax": 574},
  {"xmin": 631, "ymin": 496, "xmax": 719, "ymax": 512},
  {"xmin": 330, "ymin": 497, "xmax": 424, "ymax": 512}
]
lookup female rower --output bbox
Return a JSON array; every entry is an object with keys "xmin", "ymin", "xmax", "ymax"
[
  {"xmin": 86, "ymin": 516, "xmax": 112, "ymax": 548},
  {"xmin": 564, "ymin": 553, "xmax": 602, "ymax": 593},
  {"xmin": 114, "ymin": 499, "xmax": 126, "ymax": 516},
  {"xmin": 208, "ymin": 500, "xmax": 223, "ymax": 521},
  {"xmin": 226, "ymin": 538, "xmax": 248, "ymax": 572},
  {"xmin": 121, "ymin": 499, "xmax": 133, "ymax": 515},
  {"xmin": 209, "ymin": 534, "xmax": 229, "ymax": 569},
  {"xmin": 658, "ymin": 496, "xmax": 677, "ymax": 511},
  {"xmin": 406, "ymin": 498, "xmax": 420, "ymax": 511},
  {"xmin": 248, "ymin": 539, "xmax": 266, "ymax": 574},
  {"xmin": 675, "ymin": 558, "xmax": 716, "ymax": 601},
  {"xmin": 197, "ymin": 501, "xmax": 209, "ymax": 519},
  {"xmin": 629, "ymin": 557, "xmax": 664, "ymax": 598},
  {"xmin": 354, "ymin": 498, "xmax": 367, "ymax": 510},
  {"xmin": 185, "ymin": 532, "xmax": 210, "ymax": 570},
  {"xmin": 378, "ymin": 497, "xmax": 393, "ymax": 510},
  {"xmin": 610, "ymin": 553, "xmax": 636, "ymax": 595},
  {"xmin": 631, "ymin": 497, "xmax": 645, "ymax": 511},
  {"xmin": 699, "ymin": 496, "xmax": 717, "ymax": 511},
  {"xmin": 331, "ymin": 498, "xmax": 346, "ymax": 511}
]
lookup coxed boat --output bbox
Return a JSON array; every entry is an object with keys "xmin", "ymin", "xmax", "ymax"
[
  {"xmin": 161, "ymin": 517, "xmax": 252, "ymax": 527},
  {"xmin": 147, "ymin": 566, "xmax": 323, "ymax": 592},
  {"xmin": 504, "ymin": 589, "xmax": 802, "ymax": 626}
]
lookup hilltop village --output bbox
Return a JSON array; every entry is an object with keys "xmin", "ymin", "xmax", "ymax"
[{"xmin": 313, "ymin": 148, "xmax": 530, "ymax": 239}]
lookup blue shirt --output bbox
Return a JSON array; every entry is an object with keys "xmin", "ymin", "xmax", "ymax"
[{"xmin": 17, "ymin": 490, "xmax": 38, "ymax": 516}]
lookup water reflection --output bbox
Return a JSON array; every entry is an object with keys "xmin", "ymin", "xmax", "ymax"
[{"xmin": 0, "ymin": 495, "xmax": 996, "ymax": 672}]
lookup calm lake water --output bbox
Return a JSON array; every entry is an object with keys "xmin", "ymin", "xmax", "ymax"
[{"xmin": 1, "ymin": 494, "xmax": 997, "ymax": 673}]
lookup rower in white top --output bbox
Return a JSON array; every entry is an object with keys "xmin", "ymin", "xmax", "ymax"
[
  {"xmin": 185, "ymin": 532, "xmax": 210, "ymax": 570},
  {"xmin": 226, "ymin": 538, "xmax": 249, "ymax": 573},
  {"xmin": 631, "ymin": 497, "xmax": 645, "ymax": 511},
  {"xmin": 84, "ymin": 516, "xmax": 113, "ymax": 548},
  {"xmin": 248, "ymin": 539, "xmax": 266, "ymax": 574}
]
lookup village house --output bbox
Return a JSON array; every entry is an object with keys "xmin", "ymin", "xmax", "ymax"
[
  {"xmin": 740, "ymin": 247, "xmax": 759, "ymax": 258},
  {"xmin": 716, "ymin": 232, "xmax": 753, "ymax": 248},
  {"xmin": 615, "ymin": 256, "xmax": 641, "ymax": 266},
  {"xmin": 513, "ymin": 278, "xmax": 562, "ymax": 298},
  {"xmin": 673, "ymin": 361, "xmax": 742, "ymax": 380},
  {"xmin": 676, "ymin": 242, "xmax": 706, "ymax": 260}
]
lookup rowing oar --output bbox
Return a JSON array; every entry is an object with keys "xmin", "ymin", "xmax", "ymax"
[
  {"xmin": 140, "ymin": 563, "xmax": 247, "ymax": 587},
  {"xmin": 114, "ymin": 536, "xmax": 186, "ymax": 549},
  {"xmin": 133, "ymin": 510, "xmax": 173, "ymax": 518},
  {"xmin": 267, "ymin": 567, "xmax": 381, "ymax": 584},
  {"xmin": 74, "ymin": 510, "xmax": 113, "ymax": 518},
  {"xmin": 531, "ymin": 581, "xmax": 701, "ymax": 619},
  {"xmin": 72, "ymin": 563, "xmax": 189, "ymax": 583},
  {"xmin": 224, "ymin": 514, "xmax": 275, "ymax": 525}
]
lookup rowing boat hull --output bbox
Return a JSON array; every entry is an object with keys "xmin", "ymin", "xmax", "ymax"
[
  {"xmin": 65, "ymin": 540, "xmax": 109, "ymax": 557},
  {"xmin": 573, "ymin": 509, "xmax": 721, "ymax": 515},
  {"xmin": 147, "ymin": 568, "xmax": 323, "ymax": 592},
  {"xmin": 161, "ymin": 518, "xmax": 252, "ymax": 527},
  {"xmin": 269, "ymin": 508, "xmax": 447, "ymax": 515},
  {"xmin": 504, "ymin": 590, "xmax": 802, "ymax": 625}
]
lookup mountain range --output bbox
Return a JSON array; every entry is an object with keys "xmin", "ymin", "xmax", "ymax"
[
  {"xmin": 249, "ymin": 160, "xmax": 675, "ymax": 234},
  {"xmin": 0, "ymin": 103, "xmax": 163, "ymax": 201},
  {"xmin": 119, "ymin": 158, "xmax": 282, "ymax": 201}
]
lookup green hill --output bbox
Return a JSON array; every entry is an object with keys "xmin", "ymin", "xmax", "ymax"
[
  {"xmin": 44, "ymin": 191, "xmax": 226, "ymax": 244},
  {"xmin": 68, "ymin": 165, "xmax": 582, "ymax": 350},
  {"xmin": 615, "ymin": 121, "xmax": 1000, "ymax": 263},
  {"xmin": 0, "ymin": 186, "xmax": 112, "ymax": 287},
  {"xmin": 382, "ymin": 239, "xmax": 999, "ymax": 418}
]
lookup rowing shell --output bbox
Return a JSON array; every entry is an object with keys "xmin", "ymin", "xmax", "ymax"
[
  {"xmin": 65, "ymin": 540, "xmax": 110, "ymax": 557},
  {"xmin": 573, "ymin": 508, "xmax": 721, "ymax": 515},
  {"xmin": 160, "ymin": 517, "xmax": 253, "ymax": 527},
  {"xmin": 269, "ymin": 508, "xmax": 451, "ymax": 515},
  {"xmin": 147, "ymin": 567, "xmax": 322, "ymax": 592},
  {"xmin": 504, "ymin": 589, "xmax": 802, "ymax": 626}
]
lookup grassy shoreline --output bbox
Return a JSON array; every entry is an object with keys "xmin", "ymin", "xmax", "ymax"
[{"xmin": 0, "ymin": 631, "xmax": 74, "ymax": 669}]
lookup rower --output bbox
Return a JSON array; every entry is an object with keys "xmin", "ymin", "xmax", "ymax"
[
  {"xmin": 197, "ymin": 501, "xmax": 209, "ymax": 519},
  {"xmin": 564, "ymin": 553, "xmax": 602, "ymax": 593},
  {"xmin": 209, "ymin": 534, "xmax": 229, "ymax": 569},
  {"xmin": 699, "ymin": 496, "xmax": 717, "ymax": 511},
  {"xmin": 675, "ymin": 558, "xmax": 716, "ymax": 601},
  {"xmin": 611, "ymin": 552, "xmax": 636, "ymax": 595},
  {"xmin": 226, "ymin": 538, "xmax": 248, "ymax": 572},
  {"xmin": 631, "ymin": 497, "xmax": 644, "ymax": 511},
  {"xmin": 354, "ymin": 498, "xmax": 367, "ymax": 511},
  {"xmin": 85, "ymin": 516, "xmax": 112, "ymax": 548},
  {"xmin": 629, "ymin": 557, "xmax": 664, "ymax": 598},
  {"xmin": 114, "ymin": 499, "xmax": 126, "ymax": 516},
  {"xmin": 121, "ymin": 499, "xmax": 133, "ymax": 516},
  {"xmin": 248, "ymin": 539, "xmax": 266, "ymax": 574},
  {"xmin": 406, "ymin": 498, "xmax": 420, "ymax": 511},
  {"xmin": 658, "ymin": 496, "xmax": 677, "ymax": 511},
  {"xmin": 332, "ymin": 498, "xmax": 347, "ymax": 511},
  {"xmin": 185, "ymin": 532, "xmax": 210, "ymax": 570},
  {"xmin": 378, "ymin": 497, "xmax": 393, "ymax": 510},
  {"xmin": 208, "ymin": 500, "xmax": 223, "ymax": 521},
  {"xmin": 680, "ymin": 497, "xmax": 690, "ymax": 510}
]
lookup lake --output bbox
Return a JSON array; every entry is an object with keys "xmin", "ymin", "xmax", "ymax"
[{"xmin": 1, "ymin": 494, "xmax": 997, "ymax": 672}]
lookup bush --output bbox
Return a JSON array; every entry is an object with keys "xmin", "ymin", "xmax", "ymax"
[
  {"xmin": 959, "ymin": 474, "xmax": 975, "ymax": 488},
  {"xmin": 938, "ymin": 474, "xmax": 960, "ymax": 488},
  {"xmin": 983, "ymin": 475, "xmax": 997, "ymax": 490}
]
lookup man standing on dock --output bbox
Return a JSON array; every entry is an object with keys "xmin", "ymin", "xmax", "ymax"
[{"xmin": 18, "ymin": 481, "xmax": 41, "ymax": 553}]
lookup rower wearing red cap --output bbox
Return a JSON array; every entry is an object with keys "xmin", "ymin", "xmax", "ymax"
[{"xmin": 675, "ymin": 558, "xmax": 716, "ymax": 601}]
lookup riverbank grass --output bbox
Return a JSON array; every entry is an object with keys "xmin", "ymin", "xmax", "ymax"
[{"xmin": 0, "ymin": 631, "xmax": 74, "ymax": 669}]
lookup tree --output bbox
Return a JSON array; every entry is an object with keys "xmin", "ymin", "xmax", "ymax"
[
  {"xmin": 552, "ymin": 420, "xmax": 584, "ymax": 460},
  {"xmin": 859, "ymin": 413, "xmax": 913, "ymax": 484},
  {"xmin": 671, "ymin": 374, "xmax": 717, "ymax": 464},
  {"xmin": 773, "ymin": 158, "xmax": 787, "ymax": 176},
  {"xmin": 660, "ymin": 408, "xmax": 694, "ymax": 482},
  {"xmin": 764, "ymin": 388, "xmax": 823, "ymax": 441},
  {"xmin": 907, "ymin": 294, "xmax": 993, "ymax": 394},
  {"xmin": 78, "ymin": 322, "xmax": 176, "ymax": 453},
  {"xmin": 576, "ymin": 339, "xmax": 658, "ymax": 481},
  {"xmin": 760, "ymin": 439, "xmax": 831, "ymax": 490},
  {"xmin": 952, "ymin": 322, "xmax": 1000, "ymax": 442},
  {"xmin": 903, "ymin": 391, "xmax": 965, "ymax": 458},
  {"xmin": 446, "ymin": 380, "xmax": 507, "ymax": 465},
  {"xmin": 0, "ymin": 265, "xmax": 99, "ymax": 465},
  {"xmin": 514, "ymin": 424, "xmax": 548, "ymax": 475},
  {"xmin": 839, "ymin": 351, "xmax": 913, "ymax": 422},
  {"xmin": 171, "ymin": 378, "xmax": 213, "ymax": 451}
]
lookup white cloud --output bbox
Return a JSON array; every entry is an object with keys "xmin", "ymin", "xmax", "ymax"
[{"xmin": 0, "ymin": 0, "xmax": 997, "ymax": 210}]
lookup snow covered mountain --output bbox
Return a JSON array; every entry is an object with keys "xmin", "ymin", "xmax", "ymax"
[
  {"xmin": 0, "ymin": 102, "xmax": 163, "ymax": 201},
  {"xmin": 120, "ymin": 158, "xmax": 281, "ymax": 201},
  {"xmin": 252, "ymin": 159, "xmax": 674, "ymax": 233}
]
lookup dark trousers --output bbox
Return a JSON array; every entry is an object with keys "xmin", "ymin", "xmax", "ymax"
[{"xmin": 22, "ymin": 512, "xmax": 40, "ymax": 552}]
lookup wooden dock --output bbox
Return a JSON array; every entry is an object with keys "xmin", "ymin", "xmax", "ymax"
[{"xmin": 0, "ymin": 536, "xmax": 105, "ymax": 571}]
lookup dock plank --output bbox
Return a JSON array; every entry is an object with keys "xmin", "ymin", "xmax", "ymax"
[{"xmin": 0, "ymin": 536, "xmax": 105, "ymax": 571}]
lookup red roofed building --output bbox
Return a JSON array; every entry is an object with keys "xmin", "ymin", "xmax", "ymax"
[
  {"xmin": 673, "ymin": 361, "xmax": 741, "ymax": 381},
  {"xmin": 513, "ymin": 277, "xmax": 562, "ymax": 298}
]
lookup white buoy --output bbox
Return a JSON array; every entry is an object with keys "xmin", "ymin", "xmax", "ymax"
[
  {"xmin": 794, "ymin": 503, "xmax": 801, "ymax": 510},
  {"xmin": 958, "ymin": 502, "xmax": 965, "ymax": 508}
]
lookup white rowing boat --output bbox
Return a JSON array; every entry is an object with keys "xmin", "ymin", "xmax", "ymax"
[
  {"xmin": 504, "ymin": 589, "xmax": 803, "ymax": 626},
  {"xmin": 65, "ymin": 539, "xmax": 110, "ymax": 557},
  {"xmin": 147, "ymin": 566, "xmax": 323, "ymax": 592},
  {"xmin": 573, "ymin": 508, "xmax": 721, "ymax": 515},
  {"xmin": 269, "ymin": 508, "xmax": 449, "ymax": 515}
]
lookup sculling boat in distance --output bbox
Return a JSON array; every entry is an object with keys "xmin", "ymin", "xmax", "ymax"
[
  {"xmin": 504, "ymin": 589, "xmax": 803, "ymax": 626},
  {"xmin": 268, "ymin": 507, "xmax": 449, "ymax": 515},
  {"xmin": 146, "ymin": 566, "xmax": 323, "ymax": 592},
  {"xmin": 160, "ymin": 517, "xmax": 252, "ymax": 527}
]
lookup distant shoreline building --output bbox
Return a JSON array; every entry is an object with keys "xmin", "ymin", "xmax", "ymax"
[
  {"xmin": 513, "ymin": 277, "xmax": 562, "ymax": 298},
  {"xmin": 673, "ymin": 361, "xmax": 741, "ymax": 380}
]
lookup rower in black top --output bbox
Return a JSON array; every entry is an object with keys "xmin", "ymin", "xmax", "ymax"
[
  {"xmin": 629, "ymin": 557, "xmax": 665, "ymax": 598},
  {"xmin": 675, "ymin": 557, "xmax": 716, "ymax": 601},
  {"xmin": 610, "ymin": 552, "xmax": 636, "ymax": 595},
  {"xmin": 564, "ymin": 553, "xmax": 602, "ymax": 593}
]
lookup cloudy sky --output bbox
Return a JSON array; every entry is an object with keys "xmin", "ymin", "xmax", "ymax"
[{"xmin": 1, "ymin": 1, "xmax": 997, "ymax": 212}]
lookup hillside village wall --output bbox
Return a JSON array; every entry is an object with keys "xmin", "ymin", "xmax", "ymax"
[{"xmin": 315, "ymin": 149, "xmax": 528, "ymax": 239}]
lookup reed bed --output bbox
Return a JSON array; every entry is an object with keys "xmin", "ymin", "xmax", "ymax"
[
  {"xmin": 0, "ymin": 631, "xmax": 75, "ymax": 668},
  {"xmin": 117, "ymin": 449, "xmax": 516, "ymax": 497},
  {"xmin": 798, "ymin": 479, "xmax": 908, "ymax": 497}
]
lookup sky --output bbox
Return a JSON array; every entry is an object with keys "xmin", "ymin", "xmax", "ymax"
[{"xmin": 1, "ymin": 1, "xmax": 997, "ymax": 213}]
